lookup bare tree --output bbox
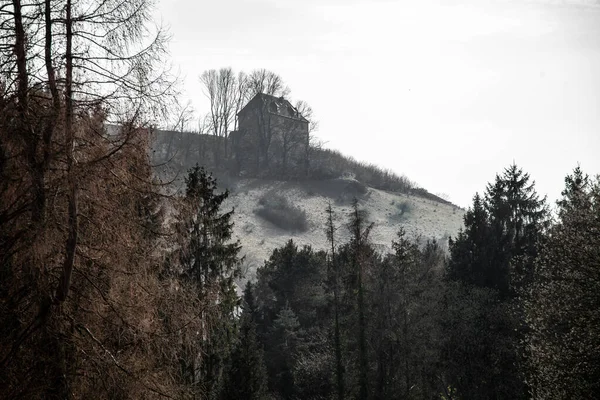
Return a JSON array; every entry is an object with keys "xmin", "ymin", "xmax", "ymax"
[
  {"xmin": 233, "ymin": 70, "xmax": 248, "ymax": 130},
  {"xmin": 200, "ymin": 68, "xmax": 238, "ymax": 166},
  {"xmin": 294, "ymin": 100, "xmax": 318, "ymax": 177},
  {"xmin": 174, "ymin": 101, "xmax": 196, "ymax": 165},
  {"xmin": 196, "ymin": 113, "xmax": 212, "ymax": 165},
  {"xmin": 246, "ymin": 68, "xmax": 290, "ymax": 99},
  {"xmin": 163, "ymin": 100, "xmax": 195, "ymax": 163},
  {"xmin": 197, "ymin": 67, "xmax": 316, "ymax": 177},
  {"xmin": 295, "ymin": 100, "xmax": 318, "ymax": 133}
]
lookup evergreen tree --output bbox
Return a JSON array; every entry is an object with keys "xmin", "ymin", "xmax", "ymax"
[
  {"xmin": 447, "ymin": 193, "xmax": 492, "ymax": 287},
  {"xmin": 484, "ymin": 164, "xmax": 548, "ymax": 295},
  {"xmin": 525, "ymin": 168, "xmax": 600, "ymax": 399},
  {"xmin": 444, "ymin": 164, "xmax": 548, "ymax": 399},
  {"xmin": 372, "ymin": 228, "xmax": 420, "ymax": 399},
  {"xmin": 372, "ymin": 232, "xmax": 446, "ymax": 399},
  {"xmin": 270, "ymin": 306, "xmax": 302, "ymax": 399},
  {"xmin": 221, "ymin": 283, "xmax": 268, "ymax": 400},
  {"xmin": 346, "ymin": 198, "xmax": 373, "ymax": 400},
  {"xmin": 325, "ymin": 202, "xmax": 345, "ymax": 400},
  {"xmin": 177, "ymin": 164, "xmax": 242, "ymax": 397},
  {"xmin": 254, "ymin": 240, "xmax": 329, "ymax": 398},
  {"xmin": 180, "ymin": 164, "xmax": 241, "ymax": 287}
]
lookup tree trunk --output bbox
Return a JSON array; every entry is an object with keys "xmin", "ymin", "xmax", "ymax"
[
  {"xmin": 327, "ymin": 204, "xmax": 345, "ymax": 400},
  {"xmin": 12, "ymin": 0, "xmax": 46, "ymax": 224},
  {"xmin": 43, "ymin": 0, "xmax": 59, "ymax": 168},
  {"xmin": 357, "ymin": 257, "xmax": 368, "ymax": 400},
  {"xmin": 55, "ymin": 0, "xmax": 78, "ymax": 305}
]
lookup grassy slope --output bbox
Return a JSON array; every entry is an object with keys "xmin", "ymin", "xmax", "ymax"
[{"xmin": 221, "ymin": 177, "xmax": 465, "ymax": 280}]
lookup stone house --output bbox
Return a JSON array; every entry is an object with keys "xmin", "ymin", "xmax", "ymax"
[{"xmin": 230, "ymin": 93, "xmax": 309, "ymax": 177}]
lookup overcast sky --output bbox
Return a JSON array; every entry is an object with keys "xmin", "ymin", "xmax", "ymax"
[{"xmin": 156, "ymin": 0, "xmax": 600, "ymax": 208}]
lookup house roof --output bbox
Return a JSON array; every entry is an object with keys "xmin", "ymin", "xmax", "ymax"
[{"xmin": 238, "ymin": 93, "xmax": 309, "ymax": 123}]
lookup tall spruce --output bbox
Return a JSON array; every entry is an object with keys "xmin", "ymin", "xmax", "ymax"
[
  {"xmin": 254, "ymin": 240, "xmax": 329, "ymax": 398},
  {"xmin": 445, "ymin": 164, "xmax": 548, "ymax": 399},
  {"xmin": 325, "ymin": 202, "xmax": 345, "ymax": 400},
  {"xmin": 372, "ymin": 231, "xmax": 446, "ymax": 399},
  {"xmin": 372, "ymin": 228, "xmax": 419, "ymax": 399},
  {"xmin": 347, "ymin": 198, "xmax": 373, "ymax": 400},
  {"xmin": 221, "ymin": 283, "xmax": 268, "ymax": 400},
  {"xmin": 179, "ymin": 164, "xmax": 242, "ymax": 397},
  {"xmin": 484, "ymin": 163, "xmax": 548, "ymax": 295},
  {"xmin": 447, "ymin": 193, "xmax": 491, "ymax": 287},
  {"xmin": 525, "ymin": 168, "xmax": 600, "ymax": 399},
  {"xmin": 181, "ymin": 164, "xmax": 241, "ymax": 287}
]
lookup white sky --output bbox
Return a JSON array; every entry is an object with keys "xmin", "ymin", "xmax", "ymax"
[{"xmin": 156, "ymin": 0, "xmax": 600, "ymax": 208}]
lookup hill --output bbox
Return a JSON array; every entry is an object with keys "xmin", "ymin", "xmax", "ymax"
[
  {"xmin": 221, "ymin": 177, "xmax": 464, "ymax": 280},
  {"xmin": 150, "ymin": 130, "xmax": 465, "ymax": 279}
]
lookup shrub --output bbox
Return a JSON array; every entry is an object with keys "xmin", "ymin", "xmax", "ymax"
[
  {"xmin": 409, "ymin": 188, "xmax": 453, "ymax": 205},
  {"xmin": 255, "ymin": 192, "xmax": 308, "ymax": 232},
  {"xmin": 390, "ymin": 200, "xmax": 412, "ymax": 222},
  {"xmin": 344, "ymin": 179, "xmax": 368, "ymax": 196},
  {"xmin": 397, "ymin": 200, "xmax": 411, "ymax": 215},
  {"xmin": 309, "ymin": 147, "xmax": 415, "ymax": 193}
]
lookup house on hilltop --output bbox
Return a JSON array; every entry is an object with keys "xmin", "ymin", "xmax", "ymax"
[{"xmin": 230, "ymin": 93, "xmax": 309, "ymax": 177}]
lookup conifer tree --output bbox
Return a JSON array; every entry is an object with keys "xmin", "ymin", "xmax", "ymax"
[
  {"xmin": 444, "ymin": 164, "xmax": 548, "ymax": 399},
  {"xmin": 372, "ymin": 228, "xmax": 419, "ymax": 398},
  {"xmin": 271, "ymin": 306, "xmax": 302, "ymax": 399},
  {"xmin": 253, "ymin": 240, "xmax": 329, "ymax": 398},
  {"xmin": 347, "ymin": 198, "xmax": 373, "ymax": 400},
  {"xmin": 447, "ymin": 193, "xmax": 491, "ymax": 287},
  {"xmin": 525, "ymin": 168, "xmax": 600, "ymax": 399},
  {"xmin": 180, "ymin": 164, "xmax": 241, "ymax": 287},
  {"xmin": 484, "ymin": 163, "xmax": 549, "ymax": 295},
  {"xmin": 325, "ymin": 202, "xmax": 345, "ymax": 400},
  {"xmin": 221, "ymin": 283, "xmax": 268, "ymax": 400},
  {"xmin": 177, "ymin": 164, "xmax": 242, "ymax": 397}
]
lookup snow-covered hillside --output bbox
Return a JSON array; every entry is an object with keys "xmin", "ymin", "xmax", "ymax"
[{"xmin": 220, "ymin": 177, "xmax": 465, "ymax": 279}]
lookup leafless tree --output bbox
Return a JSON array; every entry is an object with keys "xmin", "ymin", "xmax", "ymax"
[
  {"xmin": 233, "ymin": 70, "xmax": 248, "ymax": 130},
  {"xmin": 246, "ymin": 68, "xmax": 290, "ymax": 99},
  {"xmin": 163, "ymin": 100, "xmax": 195, "ymax": 163},
  {"xmin": 295, "ymin": 100, "xmax": 318, "ymax": 133},
  {"xmin": 173, "ymin": 101, "xmax": 196, "ymax": 165},
  {"xmin": 294, "ymin": 100, "xmax": 319, "ymax": 176},
  {"xmin": 197, "ymin": 67, "xmax": 318, "ymax": 177},
  {"xmin": 200, "ymin": 68, "xmax": 238, "ymax": 166}
]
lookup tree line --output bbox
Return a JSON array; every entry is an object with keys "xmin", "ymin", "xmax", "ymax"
[{"xmin": 228, "ymin": 164, "xmax": 600, "ymax": 400}]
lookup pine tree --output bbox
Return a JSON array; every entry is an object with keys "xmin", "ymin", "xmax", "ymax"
[
  {"xmin": 347, "ymin": 198, "xmax": 373, "ymax": 400},
  {"xmin": 447, "ymin": 193, "xmax": 492, "ymax": 287},
  {"xmin": 484, "ymin": 164, "xmax": 548, "ymax": 295},
  {"xmin": 253, "ymin": 240, "xmax": 329, "ymax": 398},
  {"xmin": 372, "ymin": 231, "xmax": 446, "ymax": 399},
  {"xmin": 325, "ymin": 202, "xmax": 345, "ymax": 400},
  {"xmin": 271, "ymin": 306, "xmax": 302, "ymax": 399},
  {"xmin": 444, "ymin": 164, "xmax": 548, "ymax": 399},
  {"xmin": 372, "ymin": 228, "xmax": 419, "ymax": 399},
  {"xmin": 525, "ymin": 168, "xmax": 600, "ymax": 399},
  {"xmin": 180, "ymin": 164, "xmax": 241, "ymax": 287},
  {"xmin": 177, "ymin": 164, "xmax": 242, "ymax": 397},
  {"xmin": 221, "ymin": 283, "xmax": 268, "ymax": 400}
]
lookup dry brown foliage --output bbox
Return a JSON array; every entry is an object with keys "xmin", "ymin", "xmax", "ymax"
[{"xmin": 0, "ymin": 109, "xmax": 208, "ymax": 398}]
